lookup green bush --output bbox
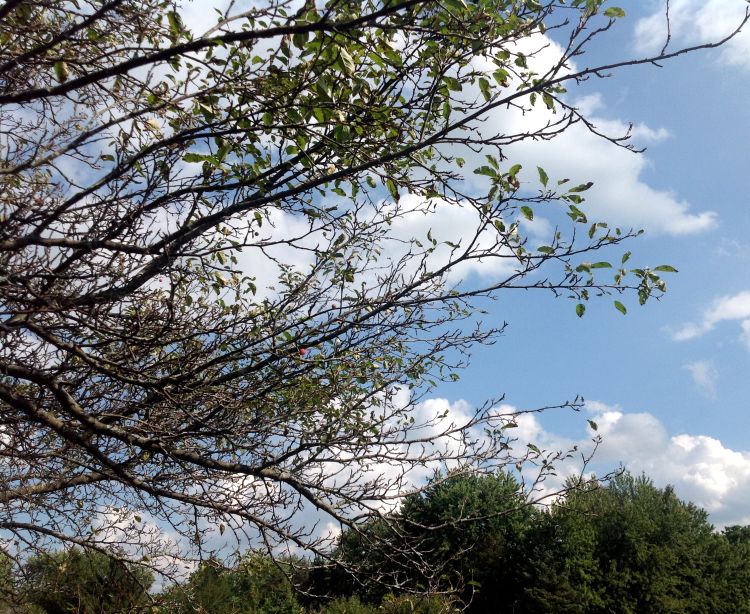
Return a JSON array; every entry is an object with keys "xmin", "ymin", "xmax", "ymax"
[
  {"xmin": 316, "ymin": 594, "xmax": 457, "ymax": 614},
  {"xmin": 160, "ymin": 554, "xmax": 301, "ymax": 614},
  {"xmin": 380, "ymin": 594, "xmax": 459, "ymax": 614},
  {"xmin": 317, "ymin": 595, "xmax": 377, "ymax": 614},
  {"xmin": 22, "ymin": 548, "xmax": 153, "ymax": 614}
]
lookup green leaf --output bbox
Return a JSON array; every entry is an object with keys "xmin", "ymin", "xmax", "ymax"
[
  {"xmin": 569, "ymin": 181, "xmax": 594, "ymax": 193},
  {"xmin": 587, "ymin": 419, "xmax": 598, "ymax": 431},
  {"xmin": 443, "ymin": 0, "xmax": 468, "ymax": 11},
  {"xmin": 478, "ymin": 77, "xmax": 491, "ymax": 102},
  {"xmin": 568, "ymin": 205, "xmax": 587, "ymax": 222},
  {"xmin": 444, "ymin": 76, "xmax": 462, "ymax": 91},
  {"xmin": 520, "ymin": 206, "xmax": 533, "ymax": 221},
  {"xmin": 386, "ymin": 179, "xmax": 399, "ymax": 201},
  {"xmin": 292, "ymin": 31, "xmax": 308, "ymax": 49},
  {"xmin": 473, "ymin": 166, "xmax": 497, "ymax": 178},
  {"xmin": 537, "ymin": 246, "xmax": 554, "ymax": 254},
  {"xmin": 537, "ymin": 166, "xmax": 549, "ymax": 187},
  {"xmin": 604, "ymin": 7, "xmax": 626, "ymax": 18},
  {"xmin": 621, "ymin": 251, "xmax": 631, "ymax": 264},
  {"xmin": 54, "ymin": 61, "xmax": 69, "ymax": 83},
  {"xmin": 492, "ymin": 68, "xmax": 509, "ymax": 86},
  {"xmin": 508, "ymin": 163, "xmax": 522, "ymax": 177},
  {"xmin": 312, "ymin": 107, "xmax": 326, "ymax": 123},
  {"xmin": 614, "ymin": 300, "xmax": 627, "ymax": 315},
  {"xmin": 182, "ymin": 153, "xmax": 207, "ymax": 163},
  {"xmin": 166, "ymin": 11, "xmax": 184, "ymax": 37},
  {"xmin": 576, "ymin": 303, "xmax": 586, "ymax": 318},
  {"xmin": 654, "ymin": 265, "xmax": 678, "ymax": 273},
  {"xmin": 590, "ymin": 261, "xmax": 612, "ymax": 269}
]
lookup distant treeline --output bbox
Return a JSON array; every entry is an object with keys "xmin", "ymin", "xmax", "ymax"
[{"xmin": 7, "ymin": 471, "xmax": 750, "ymax": 613}]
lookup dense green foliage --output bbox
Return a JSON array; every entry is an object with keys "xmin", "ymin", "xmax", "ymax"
[
  {"xmin": 518, "ymin": 475, "xmax": 750, "ymax": 613},
  {"xmin": 325, "ymin": 472, "xmax": 750, "ymax": 613},
  {"xmin": 160, "ymin": 554, "xmax": 302, "ymax": 614},
  {"xmin": 396, "ymin": 472, "xmax": 532, "ymax": 610},
  {"xmin": 20, "ymin": 548, "xmax": 153, "ymax": 614},
  {"xmin": 8, "ymin": 473, "xmax": 750, "ymax": 613}
]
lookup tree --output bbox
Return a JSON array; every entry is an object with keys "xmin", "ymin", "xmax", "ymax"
[
  {"xmin": 0, "ymin": 0, "xmax": 745, "ymax": 585},
  {"xmin": 519, "ymin": 473, "xmax": 750, "ymax": 613},
  {"xmin": 395, "ymin": 471, "xmax": 534, "ymax": 611},
  {"xmin": 316, "ymin": 594, "xmax": 458, "ymax": 614},
  {"xmin": 159, "ymin": 554, "xmax": 302, "ymax": 614},
  {"xmin": 20, "ymin": 548, "xmax": 153, "ymax": 614}
]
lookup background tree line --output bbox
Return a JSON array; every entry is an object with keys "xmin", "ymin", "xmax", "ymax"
[{"xmin": 5, "ymin": 471, "xmax": 750, "ymax": 613}]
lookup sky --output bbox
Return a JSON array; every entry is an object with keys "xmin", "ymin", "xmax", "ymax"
[
  {"xmin": 174, "ymin": 0, "xmax": 750, "ymax": 531},
  {"xmin": 422, "ymin": 0, "xmax": 750, "ymax": 528}
]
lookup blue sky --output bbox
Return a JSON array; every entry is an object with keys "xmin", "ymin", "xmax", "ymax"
[
  {"xmin": 173, "ymin": 0, "xmax": 750, "ymax": 533},
  {"xmin": 416, "ymin": 0, "xmax": 750, "ymax": 527}
]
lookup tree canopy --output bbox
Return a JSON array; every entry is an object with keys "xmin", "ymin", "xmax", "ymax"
[
  {"xmin": 328, "ymin": 472, "xmax": 750, "ymax": 613},
  {"xmin": 0, "ymin": 0, "xmax": 746, "ymax": 586},
  {"xmin": 4, "ymin": 472, "xmax": 750, "ymax": 612}
]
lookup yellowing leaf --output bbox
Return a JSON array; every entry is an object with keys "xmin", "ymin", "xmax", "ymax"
[{"xmin": 54, "ymin": 61, "xmax": 69, "ymax": 83}]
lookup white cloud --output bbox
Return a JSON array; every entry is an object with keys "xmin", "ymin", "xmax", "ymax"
[
  {"xmin": 630, "ymin": 123, "xmax": 671, "ymax": 143},
  {"xmin": 461, "ymin": 398, "xmax": 750, "ymax": 527},
  {"xmin": 581, "ymin": 400, "xmax": 750, "ymax": 527},
  {"xmin": 593, "ymin": 407, "xmax": 669, "ymax": 462},
  {"xmin": 634, "ymin": 0, "xmax": 750, "ymax": 71},
  {"xmin": 198, "ymin": 394, "xmax": 750, "ymax": 554},
  {"xmin": 382, "ymin": 194, "xmax": 517, "ymax": 283},
  {"xmin": 714, "ymin": 237, "xmax": 750, "ymax": 260},
  {"xmin": 683, "ymin": 360, "xmax": 719, "ymax": 398},
  {"xmin": 467, "ymin": 34, "xmax": 716, "ymax": 236},
  {"xmin": 197, "ymin": 25, "xmax": 716, "ymax": 301},
  {"xmin": 673, "ymin": 290, "xmax": 750, "ymax": 345},
  {"xmin": 501, "ymin": 106, "xmax": 714, "ymax": 235}
]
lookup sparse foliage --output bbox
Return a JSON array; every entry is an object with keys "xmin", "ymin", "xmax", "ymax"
[{"xmin": 0, "ymin": 0, "xmax": 746, "ymax": 588}]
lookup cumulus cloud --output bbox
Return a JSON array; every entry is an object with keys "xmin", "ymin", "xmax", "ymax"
[
  {"xmin": 467, "ymin": 34, "xmax": 716, "ymax": 236},
  {"xmin": 201, "ymin": 394, "xmax": 750, "ymax": 553},
  {"xmin": 185, "ymin": 22, "xmax": 717, "ymax": 300},
  {"xmin": 589, "ymin": 403, "xmax": 669, "ymax": 463},
  {"xmin": 455, "ymin": 398, "xmax": 750, "ymax": 527},
  {"xmin": 505, "ymin": 114, "xmax": 713, "ymax": 235},
  {"xmin": 381, "ymin": 194, "xmax": 518, "ymax": 283},
  {"xmin": 673, "ymin": 290, "xmax": 750, "ymax": 346},
  {"xmin": 580, "ymin": 400, "xmax": 750, "ymax": 527},
  {"xmin": 634, "ymin": 0, "xmax": 750, "ymax": 71},
  {"xmin": 683, "ymin": 360, "xmax": 719, "ymax": 398}
]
